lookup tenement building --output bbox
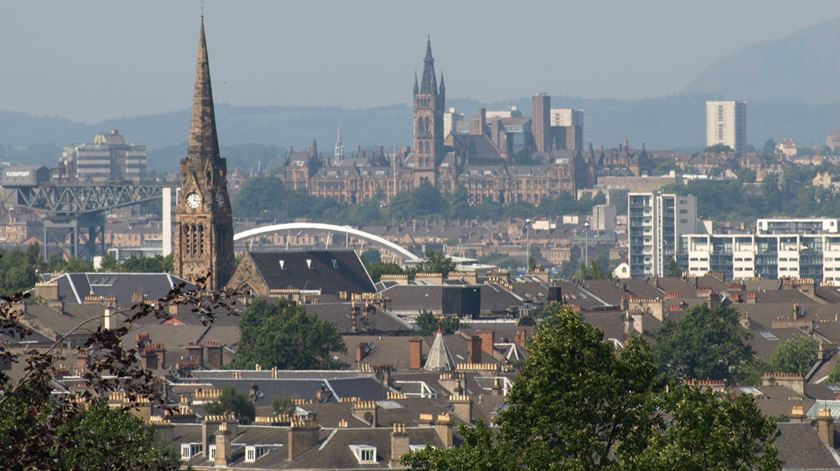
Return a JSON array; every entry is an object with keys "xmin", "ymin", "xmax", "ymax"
[{"xmin": 283, "ymin": 40, "xmax": 602, "ymax": 206}]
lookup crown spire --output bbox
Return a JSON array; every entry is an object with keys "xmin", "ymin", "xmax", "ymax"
[{"xmin": 187, "ymin": 16, "xmax": 220, "ymax": 163}]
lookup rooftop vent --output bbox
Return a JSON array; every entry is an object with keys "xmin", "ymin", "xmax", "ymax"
[
  {"xmin": 332, "ymin": 259, "xmax": 339, "ymax": 270},
  {"xmin": 306, "ymin": 259, "xmax": 312, "ymax": 270},
  {"xmin": 279, "ymin": 260, "xmax": 285, "ymax": 270}
]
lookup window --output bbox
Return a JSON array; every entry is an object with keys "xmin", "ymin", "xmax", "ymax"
[
  {"xmin": 180, "ymin": 443, "xmax": 202, "ymax": 461},
  {"xmin": 350, "ymin": 445, "xmax": 378, "ymax": 464},
  {"xmin": 246, "ymin": 446, "xmax": 256, "ymax": 463},
  {"xmin": 208, "ymin": 445, "xmax": 216, "ymax": 461}
]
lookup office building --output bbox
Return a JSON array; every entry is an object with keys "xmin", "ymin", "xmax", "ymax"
[
  {"xmin": 628, "ymin": 192, "xmax": 698, "ymax": 277},
  {"xmin": 59, "ymin": 129, "xmax": 147, "ymax": 182},
  {"xmin": 706, "ymin": 100, "xmax": 747, "ymax": 154}
]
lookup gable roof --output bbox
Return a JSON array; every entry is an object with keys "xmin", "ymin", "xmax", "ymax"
[
  {"xmin": 50, "ymin": 272, "xmax": 193, "ymax": 306},
  {"xmin": 249, "ymin": 250, "xmax": 375, "ymax": 296}
]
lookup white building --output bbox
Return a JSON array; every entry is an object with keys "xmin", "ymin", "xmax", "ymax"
[
  {"xmin": 756, "ymin": 218, "xmax": 838, "ymax": 235},
  {"xmin": 628, "ymin": 192, "xmax": 698, "ymax": 277},
  {"xmin": 60, "ymin": 129, "xmax": 147, "ymax": 183},
  {"xmin": 683, "ymin": 233, "xmax": 840, "ymax": 283},
  {"xmin": 706, "ymin": 100, "xmax": 747, "ymax": 154},
  {"xmin": 549, "ymin": 108, "xmax": 584, "ymax": 127}
]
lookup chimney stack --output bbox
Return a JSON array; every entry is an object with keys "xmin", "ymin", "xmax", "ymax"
[
  {"xmin": 390, "ymin": 423, "xmax": 410, "ymax": 466},
  {"xmin": 288, "ymin": 418, "xmax": 320, "ymax": 460},
  {"xmin": 205, "ymin": 341, "xmax": 223, "ymax": 369},
  {"xmin": 215, "ymin": 421, "xmax": 231, "ymax": 466},
  {"xmin": 434, "ymin": 414, "xmax": 453, "ymax": 448},
  {"xmin": 466, "ymin": 336, "xmax": 481, "ymax": 363},
  {"xmin": 817, "ymin": 408, "xmax": 835, "ymax": 448},
  {"xmin": 450, "ymin": 395, "xmax": 473, "ymax": 424},
  {"xmin": 475, "ymin": 329, "xmax": 495, "ymax": 356},
  {"xmin": 409, "ymin": 338, "xmax": 423, "ymax": 370},
  {"xmin": 352, "ymin": 401, "xmax": 378, "ymax": 427}
]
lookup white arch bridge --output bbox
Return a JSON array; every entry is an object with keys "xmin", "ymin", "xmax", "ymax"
[{"xmin": 234, "ymin": 222, "xmax": 422, "ymax": 262}]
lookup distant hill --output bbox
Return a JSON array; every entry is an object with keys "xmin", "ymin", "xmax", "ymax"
[
  {"xmin": 683, "ymin": 17, "xmax": 840, "ymax": 104},
  {"xmin": 5, "ymin": 98, "xmax": 840, "ymax": 172}
]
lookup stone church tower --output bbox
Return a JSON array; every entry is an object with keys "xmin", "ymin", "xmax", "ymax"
[
  {"xmin": 173, "ymin": 17, "xmax": 235, "ymax": 291},
  {"xmin": 412, "ymin": 37, "xmax": 445, "ymax": 186}
]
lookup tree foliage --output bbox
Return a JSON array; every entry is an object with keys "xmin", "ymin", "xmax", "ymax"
[
  {"xmin": 229, "ymin": 299, "xmax": 346, "ymax": 370},
  {"xmin": 0, "ymin": 246, "xmax": 40, "ymax": 296},
  {"xmin": 404, "ymin": 306, "xmax": 780, "ymax": 470},
  {"xmin": 272, "ymin": 394, "xmax": 296, "ymax": 415},
  {"xmin": 0, "ymin": 395, "xmax": 179, "ymax": 470},
  {"xmin": 122, "ymin": 254, "xmax": 173, "ymax": 273},
  {"xmin": 769, "ymin": 334, "xmax": 819, "ymax": 377},
  {"xmin": 653, "ymin": 304, "xmax": 754, "ymax": 383},
  {"xmin": 205, "ymin": 385, "xmax": 256, "ymax": 424},
  {"xmin": 412, "ymin": 252, "xmax": 456, "ymax": 277},
  {"xmin": 415, "ymin": 310, "xmax": 460, "ymax": 336},
  {"xmin": 0, "ymin": 273, "xmax": 239, "ymax": 469},
  {"xmin": 365, "ymin": 261, "xmax": 405, "ymax": 282}
]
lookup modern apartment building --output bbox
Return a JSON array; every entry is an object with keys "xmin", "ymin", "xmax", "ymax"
[
  {"xmin": 706, "ymin": 100, "xmax": 747, "ymax": 154},
  {"xmin": 756, "ymin": 218, "xmax": 839, "ymax": 235},
  {"xmin": 549, "ymin": 107, "xmax": 584, "ymax": 151},
  {"xmin": 59, "ymin": 129, "xmax": 147, "ymax": 182},
  {"xmin": 628, "ymin": 192, "xmax": 698, "ymax": 277},
  {"xmin": 684, "ymin": 218, "xmax": 840, "ymax": 281},
  {"xmin": 683, "ymin": 233, "xmax": 840, "ymax": 282}
]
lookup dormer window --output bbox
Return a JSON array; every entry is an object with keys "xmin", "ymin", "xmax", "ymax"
[
  {"xmin": 349, "ymin": 445, "xmax": 377, "ymax": 464},
  {"xmin": 244, "ymin": 445, "xmax": 273, "ymax": 463},
  {"xmin": 208, "ymin": 445, "xmax": 216, "ymax": 461},
  {"xmin": 180, "ymin": 443, "xmax": 202, "ymax": 461}
]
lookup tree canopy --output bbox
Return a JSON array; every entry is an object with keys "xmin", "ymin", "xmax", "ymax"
[
  {"xmin": 415, "ymin": 310, "xmax": 460, "ymax": 336},
  {"xmin": 0, "ymin": 384, "xmax": 179, "ymax": 470},
  {"xmin": 404, "ymin": 306, "xmax": 780, "ymax": 470},
  {"xmin": 412, "ymin": 252, "xmax": 456, "ymax": 277},
  {"xmin": 653, "ymin": 303, "xmax": 754, "ymax": 383},
  {"xmin": 769, "ymin": 334, "xmax": 819, "ymax": 377},
  {"xmin": 0, "ymin": 246, "xmax": 40, "ymax": 296},
  {"xmin": 205, "ymin": 385, "xmax": 256, "ymax": 424},
  {"xmin": 229, "ymin": 299, "xmax": 346, "ymax": 370}
]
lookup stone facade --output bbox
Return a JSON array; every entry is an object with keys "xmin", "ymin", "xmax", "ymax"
[
  {"xmin": 282, "ymin": 40, "xmax": 593, "ymax": 207},
  {"xmin": 173, "ymin": 17, "xmax": 235, "ymax": 291}
]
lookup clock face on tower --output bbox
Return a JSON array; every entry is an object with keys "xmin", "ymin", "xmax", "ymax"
[{"xmin": 187, "ymin": 192, "xmax": 202, "ymax": 209}]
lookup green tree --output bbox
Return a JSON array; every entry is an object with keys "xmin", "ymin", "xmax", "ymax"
[
  {"xmin": 0, "ymin": 392, "xmax": 178, "ymax": 470},
  {"xmin": 705, "ymin": 143, "xmax": 734, "ymax": 154},
  {"xmin": 205, "ymin": 385, "xmax": 256, "ymax": 424},
  {"xmin": 0, "ymin": 247, "xmax": 39, "ymax": 296},
  {"xmin": 122, "ymin": 254, "xmax": 173, "ymax": 273},
  {"xmin": 233, "ymin": 176, "xmax": 286, "ymax": 219},
  {"xmin": 272, "ymin": 394, "xmax": 296, "ymax": 415},
  {"xmin": 769, "ymin": 334, "xmax": 819, "ymax": 377},
  {"xmin": 48, "ymin": 256, "xmax": 93, "ymax": 273},
  {"xmin": 361, "ymin": 249, "xmax": 382, "ymax": 264},
  {"xmin": 762, "ymin": 139, "xmax": 778, "ymax": 160},
  {"xmin": 828, "ymin": 358, "xmax": 840, "ymax": 383},
  {"xmin": 415, "ymin": 310, "xmax": 460, "ymax": 336},
  {"xmin": 653, "ymin": 304, "xmax": 754, "ymax": 383},
  {"xmin": 97, "ymin": 252, "xmax": 123, "ymax": 272},
  {"xmin": 365, "ymin": 262, "xmax": 404, "ymax": 282},
  {"xmin": 404, "ymin": 306, "xmax": 781, "ymax": 470},
  {"xmin": 665, "ymin": 257, "xmax": 682, "ymax": 277},
  {"xmin": 627, "ymin": 386, "xmax": 780, "ymax": 470},
  {"xmin": 413, "ymin": 252, "xmax": 456, "ymax": 277},
  {"xmin": 575, "ymin": 259, "xmax": 608, "ymax": 280},
  {"xmin": 229, "ymin": 299, "xmax": 346, "ymax": 370}
]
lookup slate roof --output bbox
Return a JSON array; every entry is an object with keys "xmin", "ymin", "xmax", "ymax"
[
  {"xmin": 249, "ymin": 250, "xmax": 375, "ymax": 296},
  {"xmin": 775, "ymin": 422, "xmax": 840, "ymax": 470},
  {"xmin": 50, "ymin": 272, "xmax": 193, "ymax": 306}
]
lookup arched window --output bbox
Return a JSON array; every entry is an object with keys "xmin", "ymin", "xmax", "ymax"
[
  {"xmin": 191, "ymin": 224, "xmax": 198, "ymax": 257},
  {"xmin": 184, "ymin": 224, "xmax": 192, "ymax": 255},
  {"xmin": 198, "ymin": 224, "xmax": 205, "ymax": 255}
]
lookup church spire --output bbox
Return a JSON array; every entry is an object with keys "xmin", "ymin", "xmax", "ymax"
[
  {"xmin": 413, "ymin": 71, "xmax": 419, "ymax": 95},
  {"xmin": 420, "ymin": 36, "xmax": 437, "ymax": 95},
  {"xmin": 335, "ymin": 127, "xmax": 344, "ymax": 159},
  {"xmin": 187, "ymin": 16, "xmax": 221, "ymax": 163},
  {"xmin": 439, "ymin": 71, "xmax": 446, "ymax": 96}
]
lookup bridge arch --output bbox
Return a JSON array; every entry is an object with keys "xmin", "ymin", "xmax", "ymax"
[{"xmin": 233, "ymin": 223, "xmax": 421, "ymax": 262}]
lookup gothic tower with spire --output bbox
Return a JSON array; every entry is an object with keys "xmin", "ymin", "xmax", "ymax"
[
  {"xmin": 412, "ymin": 37, "xmax": 445, "ymax": 186},
  {"xmin": 173, "ymin": 17, "xmax": 235, "ymax": 290}
]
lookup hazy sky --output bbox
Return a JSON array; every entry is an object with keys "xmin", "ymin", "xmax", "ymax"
[{"xmin": 3, "ymin": 0, "xmax": 840, "ymax": 123}]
